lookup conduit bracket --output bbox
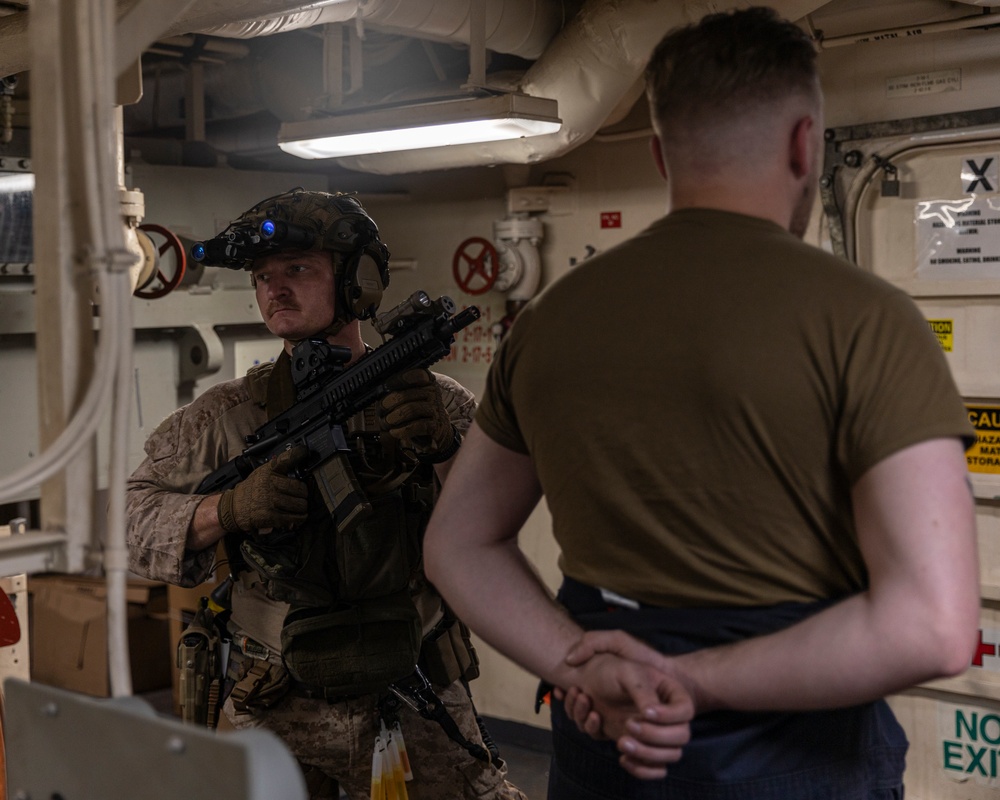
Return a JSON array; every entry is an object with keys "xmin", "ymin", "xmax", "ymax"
[{"xmin": 178, "ymin": 322, "xmax": 223, "ymax": 384}]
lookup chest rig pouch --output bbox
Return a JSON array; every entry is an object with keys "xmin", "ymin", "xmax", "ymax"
[{"xmin": 226, "ymin": 357, "xmax": 429, "ymax": 696}]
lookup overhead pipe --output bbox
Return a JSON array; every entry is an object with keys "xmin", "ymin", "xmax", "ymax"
[
  {"xmin": 0, "ymin": 11, "xmax": 28, "ymax": 78},
  {"xmin": 0, "ymin": 0, "xmax": 834, "ymax": 176},
  {"xmin": 119, "ymin": 0, "xmax": 568, "ymax": 147},
  {"xmin": 0, "ymin": 0, "xmax": 568, "ymax": 78},
  {"xmin": 199, "ymin": 0, "xmax": 569, "ymax": 61},
  {"xmin": 123, "ymin": 32, "xmax": 325, "ymax": 135},
  {"xmin": 811, "ymin": 9, "xmax": 1000, "ymax": 48},
  {"xmin": 489, "ymin": 213, "xmax": 543, "ymax": 342},
  {"xmin": 12, "ymin": 0, "xmax": 139, "ymax": 699},
  {"xmin": 334, "ymin": 0, "xmax": 835, "ymax": 175},
  {"xmin": 493, "ymin": 215, "xmax": 543, "ymax": 303}
]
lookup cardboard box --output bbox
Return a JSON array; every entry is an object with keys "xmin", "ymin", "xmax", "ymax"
[{"xmin": 28, "ymin": 574, "xmax": 171, "ymax": 698}]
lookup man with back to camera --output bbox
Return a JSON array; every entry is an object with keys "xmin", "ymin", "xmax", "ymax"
[
  {"xmin": 126, "ymin": 188, "xmax": 527, "ymax": 800},
  {"xmin": 423, "ymin": 7, "xmax": 980, "ymax": 798}
]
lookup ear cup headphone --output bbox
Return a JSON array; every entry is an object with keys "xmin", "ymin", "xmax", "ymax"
[{"xmin": 336, "ymin": 232, "xmax": 390, "ymax": 321}]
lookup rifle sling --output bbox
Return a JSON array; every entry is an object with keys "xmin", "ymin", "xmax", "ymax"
[{"xmin": 265, "ymin": 350, "xmax": 296, "ymax": 418}]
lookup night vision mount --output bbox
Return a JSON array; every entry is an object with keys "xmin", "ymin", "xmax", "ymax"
[
  {"xmin": 190, "ymin": 218, "xmax": 324, "ymax": 269},
  {"xmin": 189, "ymin": 192, "xmax": 381, "ymax": 271}
]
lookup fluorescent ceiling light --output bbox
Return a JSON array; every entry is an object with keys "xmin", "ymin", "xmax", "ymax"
[
  {"xmin": 0, "ymin": 173, "xmax": 35, "ymax": 193},
  {"xmin": 278, "ymin": 93, "xmax": 561, "ymax": 160}
]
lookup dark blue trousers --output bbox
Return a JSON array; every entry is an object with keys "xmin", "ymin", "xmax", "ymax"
[{"xmin": 548, "ymin": 578, "xmax": 907, "ymax": 800}]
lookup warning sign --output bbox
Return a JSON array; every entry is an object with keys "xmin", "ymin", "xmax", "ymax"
[
  {"xmin": 926, "ymin": 318, "xmax": 953, "ymax": 351},
  {"xmin": 967, "ymin": 405, "xmax": 1000, "ymax": 474},
  {"xmin": 963, "ymin": 157, "xmax": 999, "ymax": 194},
  {"xmin": 915, "ymin": 194, "xmax": 1000, "ymax": 280},
  {"xmin": 600, "ymin": 212, "xmax": 622, "ymax": 229},
  {"xmin": 939, "ymin": 702, "xmax": 1000, "ymax": 787}
]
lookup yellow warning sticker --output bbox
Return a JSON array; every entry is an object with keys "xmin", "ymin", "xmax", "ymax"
[
  {"xmin": 967, "ymin": 405, "xmax": 1000, "ymax": 474},
  {"xmin": 927, "ymin": 319, "xmax": 953, "ymax": 352}
]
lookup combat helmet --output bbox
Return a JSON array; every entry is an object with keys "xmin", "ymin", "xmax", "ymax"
[{"xmin": 191, "ymin": 188, "xmax": 391, "ymax": 323}]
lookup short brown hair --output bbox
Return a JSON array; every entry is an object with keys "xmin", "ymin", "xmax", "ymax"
[{"xmin": 645, "ymin": 7, "xmax": 818, "ymax": 141}]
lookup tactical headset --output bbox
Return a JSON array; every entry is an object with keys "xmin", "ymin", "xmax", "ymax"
[{"xmin": 191, "ymin": 188, "xmax": 391, "ymax": 322}]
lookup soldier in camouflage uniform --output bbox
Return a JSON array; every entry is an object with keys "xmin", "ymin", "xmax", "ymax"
[{"xmin": 126, "ymin": 189, "xmax": 528, "ymax": 800}]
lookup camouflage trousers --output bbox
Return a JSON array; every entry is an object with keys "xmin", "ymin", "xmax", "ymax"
[{"xmin": 223, "ymin": 678, "xmax": 529, "ymax": 800}]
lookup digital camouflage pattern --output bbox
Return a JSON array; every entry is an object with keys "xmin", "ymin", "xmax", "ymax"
[
  {"xmin": 128, "ymin": 189, "xmax": 500, "ymax": 800},
  {"xmin": 222, "ymin": 681, "xmax": 529, "ymax": 800},
  {"xmin": 126, "ymin": 366, "xmax": 475, "ymax": 602},
  {"xmin": 126, "ymin": 366, "xmax": 492, "ymax": 800}
]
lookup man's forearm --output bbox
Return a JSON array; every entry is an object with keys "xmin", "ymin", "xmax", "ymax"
[
  {"xmin": 425, "ymin": 424, "xmax": 697, "ymax": 772},
  {"xmin": 187, "ymin": 494, "xmax": 227, "ymax": 553},
  {"xmin": 424, "ymin": 499, "xmax": 584, "ymax": 682},
  {"xmin": 671, "ymin": 588, "xmax": 973, "ymax": 714},
  {"xmin": 423, "ymin": 424, "xmax": 587, "ymax": 683},
  {"xmin": 677, "ymin": 438, "xmax": 978, "ymax": 714}
]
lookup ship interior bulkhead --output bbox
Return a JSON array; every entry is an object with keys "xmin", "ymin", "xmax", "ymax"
[{"xmin": 1, "ymin": 0, "xmax": 1000, "ymax": 797}]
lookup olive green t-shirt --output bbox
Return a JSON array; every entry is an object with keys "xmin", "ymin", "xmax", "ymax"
[{"xmin": 476, "ymin": 208, "xmax": 973, "ymax": 608}]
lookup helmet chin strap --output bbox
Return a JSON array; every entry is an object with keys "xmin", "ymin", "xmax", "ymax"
[
  {"xmin": 321, "ymin": 316, "xmax": 348, "ymax": 338},
  {"xmin": 322, "ymin": 260, "xmax": 351, "ymax": 338},
  {"xmin": 282, "ymin": 311, "xmax": 347, "ymax": 349}
]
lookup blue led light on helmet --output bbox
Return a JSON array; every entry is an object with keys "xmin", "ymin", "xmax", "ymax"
[
  {"xmin": 191, "ymin": 191, "xmax": 384, "ymax": 274},
  {"xmin": 255, "ymin": 218, "xmax": 316, "ymax": 249}
]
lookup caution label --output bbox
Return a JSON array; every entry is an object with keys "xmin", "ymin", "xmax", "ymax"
[
  {"xmin": 967, "ymin": 405, "xmax": 1000, "ymax": 473},
  {"xmin": 915, "ymin": 194, "xmax": 1000, "ymax": 280},
  {"xmin": 886, "ymin": 69, "xmax": 961, "ymax": 99},
  {"xmin": 926, "ymin": 318, "xmax": 953, "ymax": 351}
]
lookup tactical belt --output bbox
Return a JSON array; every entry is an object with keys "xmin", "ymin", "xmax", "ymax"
[
  {"xmin": 287, "ymin": 680, "xmax": 371, "ymax": 703},
  {"xmin": 227, "ymin": 644, "xmax": 366, "ymax": 708},
  {"xmin": 227, "ymin": 649, "xmax": 501, "ymax": 769}
]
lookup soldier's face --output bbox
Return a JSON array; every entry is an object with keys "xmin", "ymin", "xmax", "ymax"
[{"xmin": 252, "ymin": 249, "xmax": 337, "ymax": 341}]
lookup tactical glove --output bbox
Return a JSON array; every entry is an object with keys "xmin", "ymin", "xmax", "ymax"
[
  {"xmin": 217, "ymin": 445, "xmax": 310, "ymax": 534},
  {"xmin": 379, "ymin": 368, "xmax": 459, "ymax": 463}
]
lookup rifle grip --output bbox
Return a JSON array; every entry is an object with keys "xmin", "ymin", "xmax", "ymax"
[{"xmin": 314, "ymin": 453, "xmax": 373, "ymax": 535}]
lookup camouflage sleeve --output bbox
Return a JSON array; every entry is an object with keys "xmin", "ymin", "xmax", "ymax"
[
  {"xmin": 126, "ymin": 378, "xmax": 262, "ymax": 586},
  {"xmin": 433, "ymin": 372, "xmax": 477, "ymax": 436}
]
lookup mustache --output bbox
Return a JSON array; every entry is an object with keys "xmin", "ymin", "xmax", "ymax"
[{"xmin": 267, "ymin": 302, "xmax": 300, "ymax": 316}]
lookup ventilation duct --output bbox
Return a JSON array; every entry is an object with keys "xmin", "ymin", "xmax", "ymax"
[
  {"xmin": 331, "ymin": 0, "xmax": 834, "ymax": 174},
  {"xmin": 0, "ymin": 0, "xmax": 834, "ymax": 175},
  {"xmin": 199, "ymin": 0, "xmax": 569, "ymax": 61},
  {"xmin": 0, "ymin": 0, "xmax": 569, "ymax": 81}
]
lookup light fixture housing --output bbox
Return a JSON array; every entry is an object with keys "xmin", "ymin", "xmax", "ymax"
[{"xmin": 277, "ymin": 92, "xmax": 561, "ymax": 160}]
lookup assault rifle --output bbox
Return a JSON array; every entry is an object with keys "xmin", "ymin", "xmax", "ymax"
[{"xmin": 195, "ymin": 291, "xmax": 479, "ymax": 532}]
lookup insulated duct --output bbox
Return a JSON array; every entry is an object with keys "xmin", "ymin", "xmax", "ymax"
[
  {"xmin": 333, "ymin": 0, "xmax": 834, "ymax": 174},
  {"xmin": 0, "ymin": 0, "xmax": 567, "ymax": 78},
  {"xmin": 0, "ymin": 0, "xmax": 833, "ymax": 175},
  {"xmin": 199, "ymin": 0, "xmax": 568, "ymax": 61}
]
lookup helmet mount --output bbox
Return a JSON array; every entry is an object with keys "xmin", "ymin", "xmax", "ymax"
[{"xmin": 191, "ymin": 188, "xmax": 391, "ymax": 322}]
